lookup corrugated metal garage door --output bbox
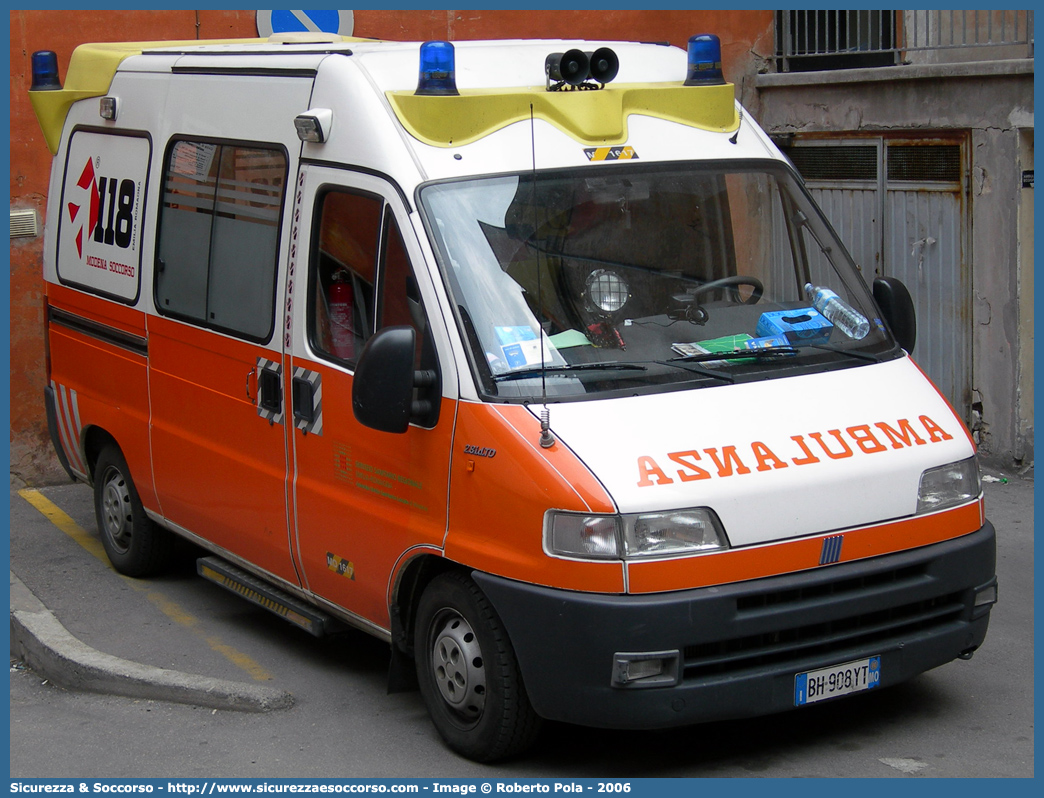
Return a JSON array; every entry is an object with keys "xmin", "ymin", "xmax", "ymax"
[{"xmin": 786, "ymin": 136, "xmax": 971, "ymax": 421}]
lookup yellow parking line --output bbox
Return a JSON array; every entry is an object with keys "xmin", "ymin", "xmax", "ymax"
[
  {"xmin": 17, "ymin": 488, "xmax": 274, "ymax": 682},
  {"xmin": 147, "ymin": 591, "xmax": 201, "ymax": 628},
  {"xmin": 19, "ymin": 488, "xmax": 108, "ymax": 563},
  {"xmin": 206, "ymin": 637, "xmax": 274, "ymax": 683}
]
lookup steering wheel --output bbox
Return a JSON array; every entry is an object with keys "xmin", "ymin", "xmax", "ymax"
[{"xmin": 690, "ymin": 275, "xmax": 764, "ymax": 305}]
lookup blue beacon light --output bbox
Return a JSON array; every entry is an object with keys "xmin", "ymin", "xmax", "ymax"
[
  {"xmin": 415, "ymin": 41, "xmax": 459, "ymax": 96},
  {"xmin": 684, "ymin": 34, "xmax": 725, "ymax": 86},
  {"xmin": 31, "ymin": 50, "xmax": 62, "ymax": 91}
]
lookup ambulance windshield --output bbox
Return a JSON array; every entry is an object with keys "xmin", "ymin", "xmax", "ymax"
[{"xmin": 419, "ymin": 161, "xmax": 899, "ymax": 400}]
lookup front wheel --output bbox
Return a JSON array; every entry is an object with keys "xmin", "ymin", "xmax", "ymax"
[
  {"xmin": 93, "ymin": 444, "xmax": 171, "ymax": 577},
  {"xmin": 415, "ymin": 572, "xmax": 542, "ymax": 761}
]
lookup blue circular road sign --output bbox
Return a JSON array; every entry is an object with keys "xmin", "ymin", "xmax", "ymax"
[{"xmin": 256, "ymin": 10, "xmax": 355, "ymax": 38}]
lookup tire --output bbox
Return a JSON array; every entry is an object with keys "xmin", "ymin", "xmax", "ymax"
[
  {"xmin": 93, "ymin": 444, "xmax": 171, "ymax": 577},
  {"xmin": 415, "ymin": 571, "xmax": 542, "ymax": 762}
]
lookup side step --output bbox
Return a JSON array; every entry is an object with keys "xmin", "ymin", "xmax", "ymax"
[{"xmin": 197, "ymin": 556, "xmax": 335, "ymax": 637}]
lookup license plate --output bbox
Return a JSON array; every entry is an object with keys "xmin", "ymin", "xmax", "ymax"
[{"xmin": 795, "ymin": 655, "xmax": 881, "ymax": 706}]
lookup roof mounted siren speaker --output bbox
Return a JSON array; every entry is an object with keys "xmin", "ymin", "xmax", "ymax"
[
  {"xmin": 586, "ymin": 48, "xmax": 619, "ymax": 85},
  {"xmin": 545, "ymin": 49, "xmax": 589, "ymax": 89}
]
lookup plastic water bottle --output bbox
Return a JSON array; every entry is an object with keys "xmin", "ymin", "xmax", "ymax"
[{"xmin": 804, "ymin": 283, "xmax": 870, "ymax": 340}]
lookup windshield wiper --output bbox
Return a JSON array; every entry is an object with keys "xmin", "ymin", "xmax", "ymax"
[
  {"xmin": 803, "ymin": 343, "xmax": 883, "ymax": 363},
  {"xmin": 669, "ymin": 346, "xmax": 799, "ymax": 364},
  {"xmin": 493, "ymin": 362, "xmax": 648, "ymax": 382},
  {"xmin": 655, "ymin": 360, "xmax": 735, "ymax": 384}
]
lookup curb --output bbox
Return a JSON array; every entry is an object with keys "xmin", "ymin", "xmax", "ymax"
[{"xmin": 9, "ymin": 571, "xmax": 295, "ymax": 713}]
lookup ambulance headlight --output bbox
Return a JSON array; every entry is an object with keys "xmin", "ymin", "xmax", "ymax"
[
  {"xmin": 623, "ymin": 509, "xmax": 729, "ymax": 558},
  {"xmin": 916, "ymin": 456, "xmax": 981, "ymax": 514},
  {"xmin": 546, "ymin": 508, "xmax": 729, "ymax": 561}
]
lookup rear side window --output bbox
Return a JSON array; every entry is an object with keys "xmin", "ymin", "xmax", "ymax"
[{"xmin": 155, "ymin": 140, "xmax": 287, "ymax": 341}]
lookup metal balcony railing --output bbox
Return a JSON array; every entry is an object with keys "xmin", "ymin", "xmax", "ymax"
[{"xmin": 777, "ymin": 9, "xmax": 1034, "ymax": 72}]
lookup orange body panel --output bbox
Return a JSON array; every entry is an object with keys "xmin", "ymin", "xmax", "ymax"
[
  {"xmin": 444, "ymin": 402, "xmax": 625, "ymax": 594},
  {"xmin": 627, "ymin": 498, "xmax": 984, "ymax": 593},
  {"xmin": 45, "ymin": 285, "xmax": 155, "ymax": 508},
  {"xmin": 147, "ymin": 315, "xmax": 298, "ymax": 584},
  {"xmin": 48, "ymin": 282, "xmax": 147, "ymax": 337},
  {"xmin": 288, "ymin": 364, "xmax": 455, "ymax": 629}
]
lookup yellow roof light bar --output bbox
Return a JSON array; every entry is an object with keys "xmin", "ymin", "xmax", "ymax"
[{"xmin": 386, "ymin": 82, "xmax": 739, "ymax": 149}]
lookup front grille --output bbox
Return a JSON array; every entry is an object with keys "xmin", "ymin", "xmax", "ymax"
[
  {"xmin": 683, "ymin": 589, "xmax": 965, "ymax": 681},
  {"xmin": 736, "ymin": 563, "xmax": 927, "ymax": 611}
]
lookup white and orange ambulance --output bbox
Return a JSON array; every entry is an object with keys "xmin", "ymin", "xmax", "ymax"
[{"xmin": 30, "ymin": 32, "xmax": 996, "ymax": 761}]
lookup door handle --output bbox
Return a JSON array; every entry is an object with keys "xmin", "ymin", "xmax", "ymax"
[
  {"xmin": 292, "ymin": 376, "xmax": 315, "ymax": 425},
  {"xmin": 245, "ymin": 367, "xmax": 257, "ymax": 402},
  {"xmin": 259, "ymin": 368, "xmax": 282, "ymax": 415}
]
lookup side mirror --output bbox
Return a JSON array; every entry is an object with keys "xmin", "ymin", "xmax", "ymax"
[
  {"xmin": 873, "ymin": 277, "xmax": 917, "ymax": 354},
  {"xmin": 352, "ymin": 327, "xmax": 417, "ymax": 433}
]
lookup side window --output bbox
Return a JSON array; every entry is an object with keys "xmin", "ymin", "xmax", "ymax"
[
  {"xmin": 309, "ymin": 186, "xmax": 440, "ymax": 427},
  {"xmin": 378, "ymin": 207, "xmax": 430, "ymax": 369},
  {"xmin": 155, "ymin": 140, "xmax": 286, "ymax": 341},
  {"xmin": 309, "ymin": 189, "xmax": 382, "ymax": 364}
]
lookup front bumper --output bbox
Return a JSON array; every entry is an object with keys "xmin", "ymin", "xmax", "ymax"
[{"xmin": 474, "ymin": 522, "xmax": 996, "ymax": 729}]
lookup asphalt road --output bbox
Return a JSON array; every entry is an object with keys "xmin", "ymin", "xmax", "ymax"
[{"xmin": 8, "ymin": 470, "xmax": 1034, "ymax": 778}]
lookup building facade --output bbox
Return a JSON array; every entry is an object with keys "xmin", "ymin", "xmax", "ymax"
[{"xmin": 755, "ymin": 9, "xmax": 1034, "ymax": 468}]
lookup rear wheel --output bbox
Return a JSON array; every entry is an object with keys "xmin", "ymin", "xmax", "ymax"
[
  {"xmin": 93, "ymin": 444, "xmax": 171, "ymax": 577},
  {"xmin": 415, "ymin": 572, "xmax": 541, "ymax": 761}
]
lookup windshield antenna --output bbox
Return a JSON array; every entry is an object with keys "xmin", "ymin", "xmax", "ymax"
[{"xmin": 530, "ymin": 103, "xmax": 555, "ymax": 448}]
